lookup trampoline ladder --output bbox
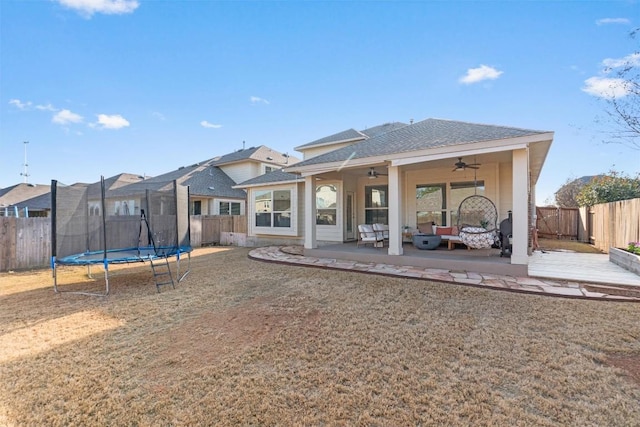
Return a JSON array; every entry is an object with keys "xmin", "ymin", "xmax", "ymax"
[{"xmin": 150, "ymin": 257, "xmax": 175, "ymax": 292}]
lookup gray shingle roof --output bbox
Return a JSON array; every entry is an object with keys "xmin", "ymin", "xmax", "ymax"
[
  {"xmin": 360, "ymin": 122, "xmax": 408, "ymax": 138},
  {"xmin": 235, "ymin": 169, "xmax": 302, "ymax": 187},
  {"xmin": 211, "ymin": 145, "xmax": 299, "ymax": 166},
  {"xmin": 135, "ymin": 160, "xmax": 246, "ymax": 199},
  {"xmin": 288, "ymin": 118, "xmax": 551, "ymax": 169},
  {"xmin": 0, "ymin": 183, "xmax": 51, "ymax": 206},
  {"xmin": 295, "ymin": 128, "xmax": 367, "ymax": 150}
]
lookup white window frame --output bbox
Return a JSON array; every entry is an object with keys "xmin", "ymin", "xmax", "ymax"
[
  {"xmin": 217, "ymin": 199, "xmax": 243, "ymax": 216},
  {"xmin": 251, "ymin": 185, "xmax": 298, "ymax": 236}
]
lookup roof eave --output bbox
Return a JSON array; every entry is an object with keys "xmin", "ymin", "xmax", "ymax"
[{"xmin": 234, "ymin": 178, "xmax": 304, "ymax": 189}]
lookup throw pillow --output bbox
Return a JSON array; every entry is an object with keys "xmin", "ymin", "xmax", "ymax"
[{"xmin": 435, "ymin": 226, "xmax": 453, "ymax": 236}]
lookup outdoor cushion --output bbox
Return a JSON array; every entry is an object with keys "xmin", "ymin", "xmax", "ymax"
[
  {"xmin": 459, "ymin": 227, "xmax": 496, "ymax": 249},
  {"xmin": 417, "ymin": 222, "xmax": 434, "ymax": 234},
  {"xmin": 435, "ymin": 227, "xmax": 453, "ymax": 236}
]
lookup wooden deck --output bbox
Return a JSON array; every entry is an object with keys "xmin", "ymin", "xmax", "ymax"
[
  {"xmin": 306, "ymin": 242, "xmax": 640, "ymax": 286},
  {"xmin": 528, "ymin": 251, "xmax": 640, "ymax": 286}
]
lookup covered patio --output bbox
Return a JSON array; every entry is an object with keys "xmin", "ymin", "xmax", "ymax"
[{"xmin": 306, "ymin": 241, "xmax": 525, "ymax": 276}]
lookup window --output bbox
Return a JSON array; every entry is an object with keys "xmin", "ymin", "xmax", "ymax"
[
  {"xmin": 316, "ymin": 184, "xmax": 337, "ymax": 225},
  {"xmin": 219, "ymin": 201, "xmax": 241, "ymax": 215},
  {"xmin": 254, "ymin": 189, "xmax": 291, "ymax": 228},
  {"xmin": 416, "ymin": 181, "xmax": 485, "ymax": 226},
  {"xmin": 191, "ymin": 200, "xmax": 201, "ymax": 215},
  {"xmin": 365, "ymin": 185, "xmax": 388, "ymax": 224},
  {"xmin": 416, "ymin": 184, "xmax": 446, "ymax": 225},
  {"xmin": 450, "ymin": 181, "xmax": 484, "ymax": 226},
  {"xmin": 265, "ymin": 166, "xmax": 276, "ymax": 173}
]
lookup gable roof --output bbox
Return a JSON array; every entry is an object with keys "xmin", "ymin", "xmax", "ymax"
[
  {"xmin": 211, "ymin": 145, "xmax": 299, "ymax": 167},
  {"xmin": 0, "ymin": 183, "xmax": 50, "ymax": 207},
  {"xmin": 287, "ymin": 118, "xmax": 551, "ymax": 170},
  {"xmin": 130, "ymin": 159, "xmax": 247, "ymax": 199}
]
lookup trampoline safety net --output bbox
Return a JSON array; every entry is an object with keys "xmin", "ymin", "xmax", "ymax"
[{"xmin": 52, "ymin": 177, "xmax": 191, "ymax": 265}]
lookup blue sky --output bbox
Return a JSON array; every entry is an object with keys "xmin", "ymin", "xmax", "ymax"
[{"xmin": 1, "ymin": 0, "xmax": 638, "ymax": 205}]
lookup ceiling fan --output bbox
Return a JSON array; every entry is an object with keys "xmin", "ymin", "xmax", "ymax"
[
  {"xmin": 452, "ymin": 157, "xmax": 481, "ymax": 172},
  {"xmin": 367, "ymin": 167, "xmax": 388, "ymax": 179}
]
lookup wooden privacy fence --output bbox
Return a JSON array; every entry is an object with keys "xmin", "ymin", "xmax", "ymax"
[
  {"xmin": 587, "ymin": 198, "xmax": 640, "ymax": 252},
  {"xmin": 189, "ymin": 215, "xmax": 247, "ymax": 247},
  {"xmin": 0, "ymin": 215, "xmax": 247, "ymax": 272},
  {"xmin": 535, "ymin": 207, "xmax": 582, "ymax": 240},
  {"xmin": 0, "ymin": 217, "xmax": 51, "ymax": 272},
  {"xmin": 536, "ymin": 198, "xmax": 640, "ymax": 253}
]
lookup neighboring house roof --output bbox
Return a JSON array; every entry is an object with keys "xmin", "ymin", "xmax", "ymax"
[
  {"xmin": 0, "ymin": 183, "xmax": 50, "ymax": 207},
  {"xmin": 211, "ymin": 145, "xmax": 299, "ymax": 167},
  {"xmin": 14, "ymin": 191, "xmax": 52, "ymax": 210},
  {"xmin": 235, "ymin": 170, "xmax": 303, "ymax": 188},
  {"xmin": 287, "ymin": 118, "xmax": 551, "ymax": 169},
  {"xmin": 87, "ymin": 173, "xmax": 147, "ymax": 199},
  {"xmin": 107, "ymin": 160, "xmax": 247, "ymax": 199}
]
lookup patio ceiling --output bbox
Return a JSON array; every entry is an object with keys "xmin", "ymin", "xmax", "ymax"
[{"xmin": 309, "ymin": 136, "xmax": 553, "ymax": 184}]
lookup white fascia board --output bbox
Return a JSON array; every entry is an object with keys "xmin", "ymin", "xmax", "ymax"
[
  {"xmin": 290, "ymin": 155, "xmax": 391, "ymax": 177},
  {"xmin": 233, "ymin": 178, "xmax": 303, "ymax": 190},
  {"xmin": 390, "ymin": 133, "xmax": 553, "ymax": 167}
]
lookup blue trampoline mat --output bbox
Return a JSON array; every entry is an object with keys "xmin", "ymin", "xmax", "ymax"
[{"xmin": 56, "ymin": 246, "xmax": 192, "ymax": 265}]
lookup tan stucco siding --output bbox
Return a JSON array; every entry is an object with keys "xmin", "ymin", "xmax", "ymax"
[{"xmin": 403, "ymin": 163, "xmax": 504, "ymax": 228}]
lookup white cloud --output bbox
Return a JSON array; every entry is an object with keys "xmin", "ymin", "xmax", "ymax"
[
  {"xmin": 9, "ymin": 99, "xmax": 32, "ymax": 110},
  {"xmin": 596, "ymin": 18, "xmax": 630, "ymax": 26},
  {"xmin": 200, "ymin": 120, "xmax": 222, "ymax": 129},
  {"xmin": 250, "ymin": 96, "xmax": 270, "ymax": 105},
  {"xmin": 583, "ymin": 52, "xmax": 639, "ymax": 98},
  {"xmin": 151, "ymin": 111, "xmax": 166, "ymax": 121},
  {"xmin": 459, "ymin": 65, "xmax": 503, "ymax": 84},
  {"xmin": 582, "ymin": 77, "xmax": 631, "ymax": 99},
  {"xmin": 52, "ymin": 109, "xmax": 84, "ymax": 125},
  {"xmin": 36, "ymin": 103, "xmax": 57, "ymax": 111},
  {"xmin": 602, "ymin": 53, "xmax": 640, "ymax": 69},
  {"xmin": 93, "ymin": 114, "xmax": 130, "ymax": 129},
  {"xmin": 57, "ymin": 0, "xmax": 139, "ymax": 17}
]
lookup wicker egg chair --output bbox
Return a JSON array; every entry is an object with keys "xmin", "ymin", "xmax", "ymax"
[{"xmin": 456, "ymin": 195, "xmax": 498, "ymax": 249}]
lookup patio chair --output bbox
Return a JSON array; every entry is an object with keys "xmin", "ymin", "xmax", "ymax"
[
  {"xmin": 457, "ymin": 195, "xmax": 499, "ymax": 249},
  {"xmin": 372, "ymin": 223, "xmax": 389, "ymax": 241},
  {"xmin": 357, "ymin": 224, "xmax": 384, "ymax": 248}
]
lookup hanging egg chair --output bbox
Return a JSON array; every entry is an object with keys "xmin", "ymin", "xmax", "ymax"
[{"xmin": 456, "ymin": 195, "xmax": 498, "ymax": 249}]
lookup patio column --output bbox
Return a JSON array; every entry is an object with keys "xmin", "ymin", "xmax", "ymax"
[
  {"xmin": 387, "ymin": 165, "xmax": 403, "ymax": 256},
  {"xmin": 512, "ymin": 148, "xmax": 528, "ymax": 265},
  {"xmin": 304, "ymin": 175, "xmax": 317, "ymax": 249}
]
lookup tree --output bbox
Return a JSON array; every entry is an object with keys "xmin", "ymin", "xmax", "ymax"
[
  {"xmin": 554, "ymin": 176, "xmax": 595, "ymax": 207},
  {"xmin": 600, "ymin": 28, "xmax": 640, "ymax": 150},
  {"xmin": 575, "ymin": 170, "xmax": 640, "ymax": 206}
]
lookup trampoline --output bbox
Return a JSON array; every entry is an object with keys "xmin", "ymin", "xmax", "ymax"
[
  {"xmin": 51, "ymin": 177, "xmax": 192, "ymax": 296},
  {"xmin": 57, "ymin": 246, "xmax": 190, "ymax": 265}
]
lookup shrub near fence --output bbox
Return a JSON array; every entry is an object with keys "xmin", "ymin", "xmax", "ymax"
[{"xmin": 0, "ymin": 215, "xmax": 247, "ymax": 272}]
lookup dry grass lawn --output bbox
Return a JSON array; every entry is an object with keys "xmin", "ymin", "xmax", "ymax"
[
  {"xmin": 538, "ymin": 238, "xmax": 603, "ymax": 254},
  {"xmin": 1, "ymin": 246, "xmax": 640, "ymax": 426}
]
